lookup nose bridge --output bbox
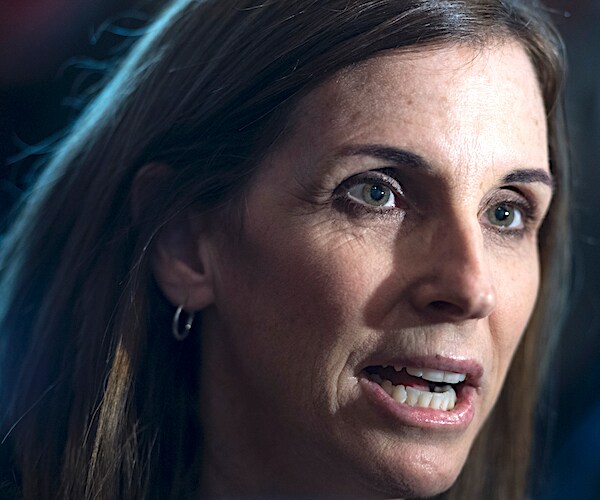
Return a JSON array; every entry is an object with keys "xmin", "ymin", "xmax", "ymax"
[
  {"xmin": 442, "ymin": 216, "xmax": 487, "ymax": 284},
  {"xmin": 417, "ymin": 213, "xmax": 496, "ymax": 321}
]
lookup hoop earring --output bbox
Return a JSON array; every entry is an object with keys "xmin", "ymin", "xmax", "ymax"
[{"xmin": 172, "ymin": 305, "xmax": 195, "ymax": 341}]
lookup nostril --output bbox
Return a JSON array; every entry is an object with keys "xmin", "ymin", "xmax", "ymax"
[
  {"xmin": 413, "ymin": 275, "xmax": 496, "ymax": 321},
  {"xmin": 428, "ymin": 300, "xmax": 465, "ymax": 317},
  {"xmin": 428, "ymin": 290, "xmax": 495, "ymax": 320}
]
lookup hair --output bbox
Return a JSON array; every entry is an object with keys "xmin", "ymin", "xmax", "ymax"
[{"xmin": 0, "ymin": 0, "xmax": 568, "ymax": 498}]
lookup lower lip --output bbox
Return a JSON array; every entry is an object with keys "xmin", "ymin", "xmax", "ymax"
[{"xmin": 359, "ymin": 376, "xmax": 477, "ymax": 430}]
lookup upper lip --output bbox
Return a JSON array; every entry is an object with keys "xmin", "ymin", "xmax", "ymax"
[{"xmin": 359, "ymin": 354, "xmax": 484, "ymax": 388}]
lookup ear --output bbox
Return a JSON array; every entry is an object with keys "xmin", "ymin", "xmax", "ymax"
[
  {"xmin": 151, "ymin": 216, "xmax": 216, "ymax": 311},
  {"xmin": 132, "ymin": 163, "xmax": 216, "ymax": 311}
]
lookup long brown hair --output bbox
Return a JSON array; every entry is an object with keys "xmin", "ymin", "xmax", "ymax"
[{"xmin": 0, "ymin": 1, "xmax": 568, "ymax": 498}]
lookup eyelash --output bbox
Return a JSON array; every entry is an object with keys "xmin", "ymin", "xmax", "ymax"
[{"xmin": 332, "ymin": 169, "xmax": 405, "ymax": 218}]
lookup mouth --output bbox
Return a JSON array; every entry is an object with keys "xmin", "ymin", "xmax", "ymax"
[
  {"xmin": 358, "ymin": 358, "xmax": 482, "ymax": 428},
  {"xmin": 363, "ymin": 365, "xmax": 465, "ymax": 411}
]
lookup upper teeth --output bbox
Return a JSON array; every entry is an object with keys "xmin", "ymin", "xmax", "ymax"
[{"xmin": 401, "ymin": 366, "xmax": 466, "ymax": 384}]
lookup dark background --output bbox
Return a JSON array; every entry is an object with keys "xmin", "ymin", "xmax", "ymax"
[
  {"xmin": 533, "ymin": 1, "xmax": 600, "ymax": 497},
  {"xmin": 1, "ymin": 1, "xmax": 598, "ymax": 497},
  {"xmin": 0, "ymin": 0, "xmax": 164, "ymax": 220}
]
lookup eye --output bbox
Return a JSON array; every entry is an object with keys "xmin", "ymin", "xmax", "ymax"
[
  {"xmin": 485, "ymin": 203, "xmax": 523, "ymax": 229},
  {"xmin": 336, "ymin": 169, "xmax": 404, "ymax": 212},
  {"xmin": 332, "ymin": 169, "xmax": 406, "ymax": 218},
  {"xmin": 348, "ymin": 182, "xmax": 396, "ymax": 208}
]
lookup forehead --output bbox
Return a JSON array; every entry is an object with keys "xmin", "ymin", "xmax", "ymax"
[{"xmin": 281, "ymin": 40, "xmax": 548, "ymax": 180}]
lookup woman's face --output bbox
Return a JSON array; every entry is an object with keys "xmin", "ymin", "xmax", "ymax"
[{"xmin": 199, "ymin": 41, "xmax": 553, "ymax": 496}]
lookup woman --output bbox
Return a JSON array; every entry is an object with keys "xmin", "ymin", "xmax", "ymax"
[{"xmin": 0, "ymin": 0, "xmax": 569, "ymax": 498}]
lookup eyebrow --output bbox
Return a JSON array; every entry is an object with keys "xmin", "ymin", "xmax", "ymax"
[
  {"xmin": 501, "ymin": 169, "xmax": 555, "ymax": 189},
  {"xmin": 336, "ymin": 144, "xmax": 433, "ymax": 172},
  {"xmin": 336, "ymin": 144, "xmax": 554, "ymax": 188}
]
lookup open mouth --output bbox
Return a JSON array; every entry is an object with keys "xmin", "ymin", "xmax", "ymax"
[{"xmin": 364, "ymin": 365, "xmax": 466, "ymax": 411}]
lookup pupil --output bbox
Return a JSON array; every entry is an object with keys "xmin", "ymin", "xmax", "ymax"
[
  {"xmin": 370, "ymin": 185, "xmax": 386, "ymax": 202},
  {"xmin": 495, "ymin": 206, "xmax": 510, "ymax": 221}
]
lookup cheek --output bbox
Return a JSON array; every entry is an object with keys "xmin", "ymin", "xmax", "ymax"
[
  {"xmin": 203, "ymin": 225, "xmax": 389, "ymax": 450},
  {"xmin": 490, "ymin": 245, "xmax": 541, "ymax": 364},
  {"xmin": 211, "ymin": 224, "xmax": 389, "ymax": 377},
  {"xmin": 232, "ymin": 220, "xmax": 387, "ymax": 316}
]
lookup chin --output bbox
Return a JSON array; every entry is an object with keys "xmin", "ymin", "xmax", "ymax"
[
  {"xmin": 334, "ymin": 437, "xmax": 470, "ymax": 498},
  {"xmin": 368, "ymin": 459, "xmax": 463, "ymax": 498},
  {"xmin": 393, "ymin": 467, "xmax": 460, "ymax": 498}
]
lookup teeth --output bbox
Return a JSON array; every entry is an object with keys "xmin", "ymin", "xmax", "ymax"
[
  {"xmin": 391, "ymin": 384, "xmax": 407, "ymax": 404},
  {"xmin": 406, "ymin": 386, "xmax": 420, "ymax": 406},
  {"xmin": 416, "ymin": 391, "xmax": 433, "ymax": 408},
  {"xmin": 443, "ymin": 372, "xmax": 465, "ymax": 384},
  {"xmin": 372, "ymin": 377, "xmax": 457, "ymax": 411},
  {"xmin": 447, "ymin": 392, "xmax": 456, "ymax": 410},
  {"xmin": 422, "ymin": 368, "xmax": 445, "ymax": 382},
  {"xmin": 440, "ymin": 395, "xmax": 449, "ymax": 411},
  {"xmin": 381, "ymin": 379, "xmax": 393, "ymax": 396},
  {"xmin": 430, "ymin": 393, "xmax": 445, "ymax": 410},
  {"xmin": 406, "ymin": 367, "xmax": 423, "ymax": 377},
  {"xmin": 406, "ymin": 366, "xmax": 466, "ymax": 384}
]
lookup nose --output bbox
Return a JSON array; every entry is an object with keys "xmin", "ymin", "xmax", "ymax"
[{"xmin": 410, "ymin": 219, "xmax": 496, "ymax": 322}]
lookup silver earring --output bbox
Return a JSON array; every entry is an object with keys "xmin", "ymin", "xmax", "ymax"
[{"xmin": 172, "ymin": 305, "xmax": 195, "ymax": 341}]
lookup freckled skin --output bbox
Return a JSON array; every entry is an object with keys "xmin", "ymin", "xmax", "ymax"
[{"xmin": 197, "ymin": 42, "xmax": 553, "ymax": 497}]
